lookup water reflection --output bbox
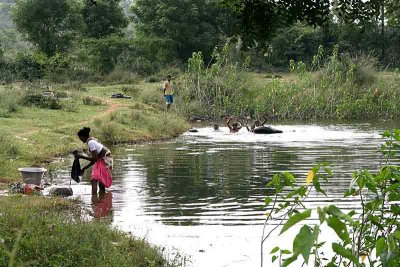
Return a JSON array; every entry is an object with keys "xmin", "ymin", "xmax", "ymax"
[{"xmin": 91, "ymin": 192, "xmax": 113, "ymax": 221}]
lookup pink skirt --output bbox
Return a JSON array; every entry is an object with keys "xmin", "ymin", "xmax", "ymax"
[{"xmin": 91, "ymin": 157, "xmax": 113, "ymax": 188}]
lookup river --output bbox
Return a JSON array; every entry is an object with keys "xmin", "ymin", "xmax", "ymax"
[{"xmin": 50, "ymin": 122, "xmax": 396, "ymax": 266}]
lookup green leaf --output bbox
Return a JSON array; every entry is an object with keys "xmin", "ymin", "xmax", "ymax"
[
  {"xmin": 332, "ymin": 243, "xmax": 359, "ymax": 265},
  {"xmin": 272, "ymin": 255, "xmax": 278, "ymax": 263},
  {"xmin": 265, "ymin": 197, "xmax": 272, "ymax": 206},
  {"xmin": 280, "ymin": 209, "xmax": 311, "ymax": 235},
  {"xmin": 356, "ymin": 174, "xmax": 365, "ymax": 189},
  {"xmin": 281, "ymin": 255, "xmax": 298, "ymax": 267},
  {"xmin": 326, "ymin": 262, "xmax": 338, "ymax": 267},
  {"xmin": 327, "ymin": 217, "xmax": 350, "ymax": 243},
  {"xmin": 313, "ymin": 180, "xmax": 326, "ymax": 195},
  {"xmin": 317, "ymin": 207, "xmax": 325, "ymax": 223},
  {"xmin": 285, "ymin": 186, "xmax": 307, "ymax": 199},
  {"xmin": 281, "ymin": 249, "xmax": 291, "ymax": 254},
  {"xmin": 293, "ymin": 225, "xmax": 318, "ymax": 263},
  {"xmin": 324, "ymin": 167, "xmax": 333, "ymax": 176},
  {"xmin": 383, "ymin": 130, "xmax": 391, "ymax": 138},
  {"xmin": 270, "ymin": 246, "xmax": 279, "ymax": 254},
  {"xmin": 326, "ymin": 205, "xmax": 353, "ymax": 223},
  {"xmin": 376, "ymin": 237, "xmax": 386, "ymax": 257}
]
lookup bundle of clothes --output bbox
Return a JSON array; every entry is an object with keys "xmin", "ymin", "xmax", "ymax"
[{"xmin": 9, "ymin": 182, "xmax": 43, "ymax": 195}]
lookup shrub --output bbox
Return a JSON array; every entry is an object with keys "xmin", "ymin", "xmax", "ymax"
[
  {"xmin": 44, "ymin": 53, "xmax": 73, "ymax": 83},
  {"xmin": 313, "ymin": 46, "xmax": 377, "ymax": 88},
  {"xmin": 101, "ymin": 69, "xmax": 140, "ymax": 85},
  {"xmin": 20, "ymin": 94, "xmax": 62, "ymax": 110},
  {"xmin": 176, "ymin": 44, "xmax": 250, "ymax": 118},
  {"xmin": 14, "ymin": 52, "xmax": 46, "ymax": 81},
  {"xmin": 82, "ymin": 96, "xmax": 103, "ymax": 106}
]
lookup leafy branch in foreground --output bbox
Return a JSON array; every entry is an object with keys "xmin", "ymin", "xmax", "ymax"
[{"xmin": 262, "ymin": 129, "xmax": 400, "ymax": 267}]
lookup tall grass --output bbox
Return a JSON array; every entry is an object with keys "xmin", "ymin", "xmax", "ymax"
[
  {"xmin": 259, "ymin": 47, "xmax": 399, "ymax": 119},
  {"xmin": 0, "ymin": 196, "xmax": 171, "ymax": 267},
  {"xmin": 177, "ymin": 45, "xmax": 400, "ymax": 120},
  {"xmin": 0, "ymin": 89, "xmax": 21, "ymax": 118},
  {"xmin": 176, "ymin": 45, "xmax": 250, "ymax": 118}
]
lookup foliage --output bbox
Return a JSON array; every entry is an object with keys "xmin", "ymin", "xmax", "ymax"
[
  {"xmin": 12, "ymin": 0, "xmax": 83, "ymax": 56},
  {"xmin": 219, "ymin": 0, "xmax": 330, "ymax": 47},
  {"xmin": 82, "ymin": 0, "xmax": 128, "ymax": 38},
  {"xmin": 79, "ymin": 35, "xmax": 175, "ymax": 74},
  {"xmin": 14, "ymin": 51, "xmax": 46, "ymax": 81},
  {"xmin": 249, "ymin": 47, "xmax": 399, "ymax": 120},
  {"xmin": 175, "ymin": 44, "xmax": 399, "ymax": 120},
  {"xmin": 265, "ymin": 23, "xmax": 325, "ymax": 69},
  {"xmin": 262, "ymin": 130, "xmax": 400, "ymax": 267},
  {"xmin": 0, "ymin": 196, "xmax": 169, "ymax": 267},
  {"xmin": 20, "ymin": 94, "xmax": 63, "ymax": 110},
  {"xmin": 176, "ymin": 43, "xmax": 250, "ymax": 117},
  {"xmin": 132, "ymin": 0, "xmax": 237, "ymax": 61}
]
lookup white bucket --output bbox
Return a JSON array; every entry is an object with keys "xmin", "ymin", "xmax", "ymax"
[{"xmin": 18, "ymin": 167, "xmax": 47, "ymax": 186}]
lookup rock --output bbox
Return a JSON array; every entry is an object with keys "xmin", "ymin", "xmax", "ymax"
[
  {"xmin": 50, "ymin": 187, "xmax": 73, "ymax": 197},
  {"xmin": 189, "ymin": 129, "xmax": 199, "ymax": 133}
]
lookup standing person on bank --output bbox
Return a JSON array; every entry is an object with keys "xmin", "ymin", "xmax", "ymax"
[
  {"xmin": 163, "ymin": 75, "xmax": 174, "ymax": 111},
  {"xmin": 76, "ymin": 127, "xmax": 113, "ymax": 195}
]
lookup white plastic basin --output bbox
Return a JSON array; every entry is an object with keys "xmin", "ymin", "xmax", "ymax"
[{"xmin": 18, "ymin": 167, "xmax": 47, "ymax": 186}]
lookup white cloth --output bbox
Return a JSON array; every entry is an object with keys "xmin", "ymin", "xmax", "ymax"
[{"xmin": 88, "ymin": 139, "xmax": 104, "ymax": 154}]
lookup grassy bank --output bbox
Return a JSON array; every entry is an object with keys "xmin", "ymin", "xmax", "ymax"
[
  {"xmin": 0, "ymin": 196, "xmax": 170, "ymax": 266},
  {"xmin": 0, "ymin": 81, "xmax": 188, "ymax": 184}
]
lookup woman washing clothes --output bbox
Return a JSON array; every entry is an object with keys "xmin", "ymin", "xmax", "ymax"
[{"xmin": 76, "ymin": 127, "xmax": 113, "ymax": 194}]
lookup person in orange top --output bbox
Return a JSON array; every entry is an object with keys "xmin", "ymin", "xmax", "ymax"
[{"xmin": 163, "ymin": 75, "xmax": 174, "ymax": 110}]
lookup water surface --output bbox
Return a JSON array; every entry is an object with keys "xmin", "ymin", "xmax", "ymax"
[{"xmin": 52, "ymin": 122, "xmax": 394, "ymax": 266}]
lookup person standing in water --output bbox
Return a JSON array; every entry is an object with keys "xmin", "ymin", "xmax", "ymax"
[
  {"xmin": 246, "ymin": 116, "xmax": 268, "ymax": 132},
  {"xmin": 226, "ymin": 116, "xmax": 243, "ymax": 133},
  {"xmin": 76, "ymin": 127, "xmax": 113, "ymax": 194},
  {"xmin": 163, "ymin": 75, "xmax": 174, "ymax": 111}
]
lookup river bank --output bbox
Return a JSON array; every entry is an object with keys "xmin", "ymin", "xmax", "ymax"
[
  {"xmin": 0, "ymin": 81, "xmax": 189, "ymax": 266},
  {"xmin": 0, "ymin": 196, "xmax": 177, "ymax": 266},
  {"xmin": 0, "ymin": 81, "xmax": 189, "ymax": 185}
]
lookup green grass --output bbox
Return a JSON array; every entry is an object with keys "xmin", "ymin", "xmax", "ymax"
[
  {"xmin": 0, "ymin": 196, "xmax": 169, "ymax": 267},
  {"xmin": 0, "ymin": 81, "xmax": 188, "ymax": 184}
]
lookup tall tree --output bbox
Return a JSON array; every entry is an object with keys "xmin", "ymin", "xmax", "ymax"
[
  {"xmin": 12, "ymin": 0, "xmax": 83, "ymax": 56},
  {"xmin": 82, "ymin": 0, "xmax": 128, "ymax": 38},
  {"xmin": 219, "ymin": 0, "xmax": 331, "ymax": 47},
  {"xmin": 132, "ymin": 0, "xmax": 237, "ymax": 61}
]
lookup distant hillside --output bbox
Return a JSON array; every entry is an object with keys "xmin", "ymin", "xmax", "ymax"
[
  {"xmin": 0, "ymin": 0, "xmax": 31, "ymax": 54},
  {"xmin": 0, "ymin": 0, "xmax": 14, "ymax": 30}
]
